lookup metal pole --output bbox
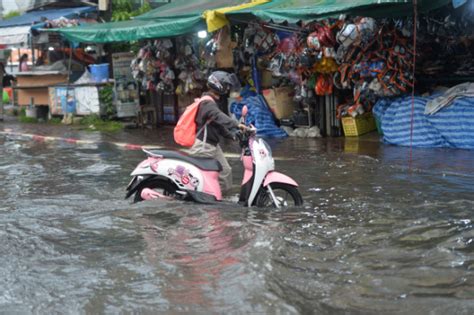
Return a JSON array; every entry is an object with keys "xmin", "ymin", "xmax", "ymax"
[
  {"xmin": 0, "ymin": 62, "xmax": 4, "ymax": 121},
  {"xmin": 67, "ymin": 46, "xmax": 73, "ymax": 83},
  {"xmin": 30, "ymin": 31, "xmax": 35, "ymax": 70}
]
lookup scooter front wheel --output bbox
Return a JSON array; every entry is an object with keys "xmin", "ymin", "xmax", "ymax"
[
  {"xmin": 134, "ymin": 179, "xmax": 177, "ymax": 203},
  {"xmin": 255, "ymin": 183, "xmax": 303, "ymax": 208}
]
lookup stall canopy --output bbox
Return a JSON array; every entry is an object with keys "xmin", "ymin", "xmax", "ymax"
[
  {"xmin": 53, "ymin": 0, "xmax": 453, "ymax": 44},
  {"xmin": 136, "ymin": 0, "xmax": 269, "ymax": 32},
  {"xmin": 0, "ymin": 6, "xmax": 96, "ymax": 47},
  {"xmin": 137, "ymin": 0, "xmax": 259, "ymax": 20},
  {"xmin": 55, "ymin": 16, "xmax": 204, "ymax": 44},
  {"xmin": 0, "ymin": 26, "xmax": 31, "ymax": 47},
  {"xmin": 227, "ymin": 0, "xmax": 453, "ymax": 23},
  {"xmin": 53, "ymin": 0, "xmax": 264, "ymax": 43}
]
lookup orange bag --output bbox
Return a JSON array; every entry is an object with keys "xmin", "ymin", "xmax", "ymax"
[{"xmin": 173, "ymin": 96, "xmax": 214, "ymax": 147}]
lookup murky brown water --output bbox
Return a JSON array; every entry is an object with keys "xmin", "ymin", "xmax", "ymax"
[{"xmin": 1, "ymin": 123, "xmax": 473, "ymax": 314}]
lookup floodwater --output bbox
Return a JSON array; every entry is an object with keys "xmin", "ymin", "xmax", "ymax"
[{"xmin": 1, "ymin": 124, "xmax": 473, "ymax": 314}]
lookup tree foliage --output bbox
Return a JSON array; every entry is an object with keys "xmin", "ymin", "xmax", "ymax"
[
  {"xmin": 111, "ymin": 0, "xmax": 152, "ymax": 22},
  {"xmin": 3, "ymin": 11, "xmax": 21, "ymax": 20}
]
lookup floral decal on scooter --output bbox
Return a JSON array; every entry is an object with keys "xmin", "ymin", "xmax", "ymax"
[{"xmin": 168, "ymin": 165, "xmax": 200, "ymax": 189}]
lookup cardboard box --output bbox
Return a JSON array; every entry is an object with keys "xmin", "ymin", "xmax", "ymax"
[
  {"xmin": 262, "ymin": 87, "xmax": 295, "ymax": 120},
  {"xmin": 260, "ymin": 69, "xmax": 274, "ymax": 89},
  {"xmin": 215, "ymin": 26, "xmax": 236, "ymax": 68}
]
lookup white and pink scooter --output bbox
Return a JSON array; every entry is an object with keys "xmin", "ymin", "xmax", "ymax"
[{"xmin": 126, "ymin": 107, "xmax": 302, "ymax": 208}]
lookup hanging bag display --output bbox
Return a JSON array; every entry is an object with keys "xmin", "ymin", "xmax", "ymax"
[{"xmin": 173, "ymin": 96, "xmax": 214, "ymax": 147}]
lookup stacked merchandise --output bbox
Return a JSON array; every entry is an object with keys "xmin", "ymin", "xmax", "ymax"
[
  {"xmin": 131, "ymin": 39, "xmax": 176, "ymax": 93},
  {"xmin": 333, "ymin": 17, "xmax": 414, "ymax": 118},
  {"xmin": 130, "ymin": 38, "xmax": 208, "ymax": 95},
  {"xmin": 228, "ymin": 17, "xmax": 415, "ymax": 136},
  {"xmin": 42, "ymin": 17, "xmax": 80, "ymax": 29},
  {"xmin": 130, "ymin": 37, "xmax": 209, "ymax": 122},
  {"xmin": 174, "ymin": 36, "xmax": 207, "ymax": 97},
  {"xmin": 127, "ymin": 15, "xmax": 441, "ymax": 137},
  {"xmin": 416, "ymin": 9, "xmax": 474, "ymax": 78}
]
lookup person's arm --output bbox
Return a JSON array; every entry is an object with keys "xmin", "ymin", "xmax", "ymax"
[{"xmin": 202, "ymin": 100, "xmax": 239, "ymax": 139}]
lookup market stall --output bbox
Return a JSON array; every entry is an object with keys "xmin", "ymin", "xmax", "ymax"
[
  {"xmin": 51, "ymin": 0, "xmax": 267, "ymax": 126},
  {"xmin": 51, "ymin": 0, "xmax": 474, "ymax": 148},
  {"xmin": 0, "ymin": 5, "xmax": 98, "ymax": 120},
  {"xmin": 48, "ymin": 70, "xmax": 110, "ymax": 117}
]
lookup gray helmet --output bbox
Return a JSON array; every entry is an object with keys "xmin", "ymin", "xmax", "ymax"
[{"xmin": 207, "ymin": 71, "xmax": 241, "ymax": 95}]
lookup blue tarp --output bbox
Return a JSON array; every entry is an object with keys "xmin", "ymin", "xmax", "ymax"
[
  {"xmin": 373, "ymin": 96, "xmax": 474, "ymax": 149},
  {"xmin": 0, "ymin": 6, "xmax": 96, "ymax": 28},
  {"xmin": 231, "ymin": 95, "xmax": 288, "ymax": 139}
]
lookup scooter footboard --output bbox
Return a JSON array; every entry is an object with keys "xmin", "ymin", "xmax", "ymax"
[{"xmin": 263, "ymin": 171, "xmax": 298, "ymax": 187}]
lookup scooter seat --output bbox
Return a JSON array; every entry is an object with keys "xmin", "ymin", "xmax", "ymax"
[{"xmin": 146, "ymin": 150, "xmax": 222, "ymax": 172}]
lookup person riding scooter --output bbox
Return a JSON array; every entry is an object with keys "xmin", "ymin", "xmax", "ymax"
[
  {"xmin": 189, "ymin": 71, "xmax": 247, "ymax": 194},
  {"xmin": 126, "ymin": 73, "xmax": 302, "ymax": 207}
]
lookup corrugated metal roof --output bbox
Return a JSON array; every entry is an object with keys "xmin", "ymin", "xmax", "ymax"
[{"xmin": 0, "ymin": 6, "xmax": 96, "ymax": 28}]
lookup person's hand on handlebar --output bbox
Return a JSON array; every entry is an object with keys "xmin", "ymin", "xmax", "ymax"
[
  {"xmin": 232, "ymin": 124, "xmax": 255, "ymax": 141},
  {"xmin": 238, "ymin": 123, "xmax": 248, "ymax": 131},
  {"xmin": 239, "ymin": 124, "xmax": 257, "ymax": 134}
]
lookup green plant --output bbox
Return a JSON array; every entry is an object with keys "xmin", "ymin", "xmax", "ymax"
[
  {"xmin": 111, "ymin": 0, "xmax": 152, "ymax": 22},
  {"xmin": 4, "ymin": 11, "xmax": 20, "ymax": 20},
  {"xmin": 49, "ymin": 117, "xmax": 62, "ymax": 124},
  {"xmin": 99, "ymin": 85, "xmax": 115, "ymax": 120},
  {"xmin": 17, "ymin": 107, "xmax": 37, "ymax": 123},
  {"xmin": 19, "ymin": 116, "xmax": 38, "ymax": 123},
  {"xmin": 79, "ymin": 114, "xmax": 123, "ymax": 133},
  {"xmin": 109, "ymin": 1, "xmax": 151, "ymax": 51},
  {"xmin": 111, "ymin": 10, "xmax": 132, "ymax": 22},
  {"xmin": 132, "ymin": 2, "xmax": 152, "ymax": 17}
]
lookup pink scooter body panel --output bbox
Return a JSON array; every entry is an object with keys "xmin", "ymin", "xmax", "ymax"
[
  {"xmin": 201, "ymin": 170, "xmax": 222, "ymax": 201},
  {"xmin": 263, "ymin": 171, "xmax": 298, "ymax": 187},
  {"xmin": 241, "ymin": 155, "xmax": 253, "ymax": 185}
]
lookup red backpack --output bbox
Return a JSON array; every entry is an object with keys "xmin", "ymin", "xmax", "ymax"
[{"xmin": 174, "ymin": 95, "xmax": 214, "ymax": 147}]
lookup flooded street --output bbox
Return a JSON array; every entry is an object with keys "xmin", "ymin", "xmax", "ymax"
[{"xmin": 1, "ymin": 123, "xmax": 473, "ymax": 314}]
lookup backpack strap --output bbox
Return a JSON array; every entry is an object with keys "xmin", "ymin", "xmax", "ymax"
[{"xmin": 195, "ymin": 95, "xmax": 216, "ymax": 145}]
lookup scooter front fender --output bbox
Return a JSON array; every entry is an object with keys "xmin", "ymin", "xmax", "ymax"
[{"xmin": 263, "ymin": 171, "xmax": 298, "ymax": 188}]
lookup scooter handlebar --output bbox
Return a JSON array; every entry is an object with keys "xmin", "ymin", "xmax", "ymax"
[{"xmin": 234, "ymin": 126, "xmax": 256, "ymax": 143}]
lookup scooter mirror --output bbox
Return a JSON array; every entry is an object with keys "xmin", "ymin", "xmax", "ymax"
[{"xmin": 242, "ymin": 105, "xmax": 248, "ymax": 118}]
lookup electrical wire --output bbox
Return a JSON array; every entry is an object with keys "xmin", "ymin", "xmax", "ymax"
[{"xmin": 410, "ymin": 0, "xmax": 418, "ymax": 167}]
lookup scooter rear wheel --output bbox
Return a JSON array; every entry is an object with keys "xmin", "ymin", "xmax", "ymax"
[
  {"xmin": 255, "ymin": 183, "xmax": 303, "ymax": 208},
  {"xmin": 134, "ymin": 179, "xmax": 177, "ymax": 203}
]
